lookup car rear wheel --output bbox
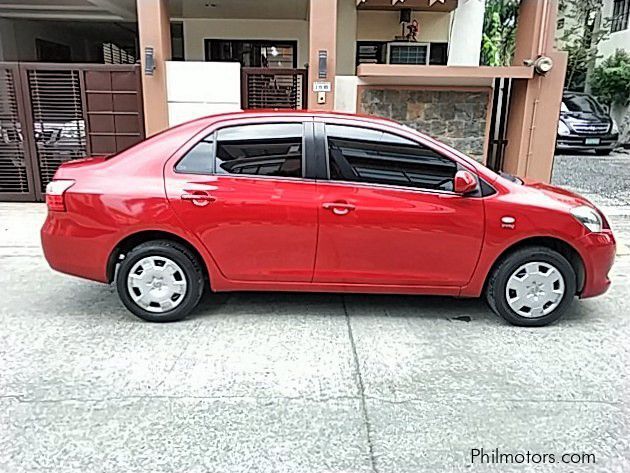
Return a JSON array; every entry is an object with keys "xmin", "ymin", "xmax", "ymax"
[
  {"xmin": 485, "ymin": 246, "xmax": 576, "ymax": 327},
  {"xmin": 116, "ymin": 240, "xmax": 204, "ymax": 322}
]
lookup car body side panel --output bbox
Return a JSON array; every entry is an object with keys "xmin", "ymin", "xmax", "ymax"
[
  {"xmin": 460, "ymin": 180, "xmax": 616, "ymax": 298},
  {"xmin": 313, "ymin": 181, "xmax": 485, "ymax": 286}
]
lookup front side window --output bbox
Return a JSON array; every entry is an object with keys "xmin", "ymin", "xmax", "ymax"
[
  {"xmin": 326, "ymin": 124, "xmax": 457, "ymax": 192},
  {"xmin": 216, "ymin": 123, "xmax": 303, "ymax": 178}
]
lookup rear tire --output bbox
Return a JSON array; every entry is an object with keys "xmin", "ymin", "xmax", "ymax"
[
  {"xmin": 485, "ymin": 246, "xmax": 576, "ymax": 327},
  {"xmin": 116, "ymin": 240, "xmax": 204, "ymax": 322}
]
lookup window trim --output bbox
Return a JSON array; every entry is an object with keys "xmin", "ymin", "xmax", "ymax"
[
  {"xmin": 318, "ymin": 121, "xmax": 479, "ymax": 197},
  {"xmin": 173, "ymin": 121, "xmax": 310, "ymax": 181}
]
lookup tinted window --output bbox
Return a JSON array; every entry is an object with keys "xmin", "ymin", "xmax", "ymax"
[
  {"xmin": 216, "ymin": 123, "xmax": 303, "ymax": 178},
  {"xmin": 175, "ymin": 137, "xmax": 214, "ymax": 174},
  {"xmin": 326, "ymin": 124, "xmax": 457, "ymax": 191}
]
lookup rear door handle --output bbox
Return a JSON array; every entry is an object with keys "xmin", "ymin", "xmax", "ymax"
[
  {"xmin": 322, "ymin": 202, "xmax": 356, "ymax": 216},
  {"xmin": 181, "ymin": 192, "xmax": 216, "ymax": 207}
]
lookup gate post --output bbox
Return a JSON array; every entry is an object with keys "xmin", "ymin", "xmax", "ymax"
[
  {"xmin": 502, "ymin": 0, "xmax": 568, "ymax": 182},
  {"xmin": 308, "ymin": 0, "xmax": 337, "ymax": 111},
  {"xmin": 137, "ymin": 0, "xmax": 171, "ymax": 135}
]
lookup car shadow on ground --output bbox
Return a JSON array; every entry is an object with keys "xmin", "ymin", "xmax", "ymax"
[{"xmin": 49, "ymin": 278, "xmax": 590, "ymax": 327}]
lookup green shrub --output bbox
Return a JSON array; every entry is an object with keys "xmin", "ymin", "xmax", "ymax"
[{"xmin": 590, "ymin": 49, "xmax": 630, "ymax": 106}]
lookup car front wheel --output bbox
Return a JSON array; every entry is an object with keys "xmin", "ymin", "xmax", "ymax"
[
  {"xmin": 116, "ymin": 240, "xmax": 204, "ymax": 322},
  {"xmin": 485, "ymin": 246, "xmax": 577, "ymax": 327}
]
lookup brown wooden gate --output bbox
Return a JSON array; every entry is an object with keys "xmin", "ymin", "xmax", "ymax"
[{"xmin": 0, "ymin": 63, "xmax": 144, "ymax": 202}]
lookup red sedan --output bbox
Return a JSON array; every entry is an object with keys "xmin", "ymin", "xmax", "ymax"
[{"xmin": 41, "ymin": 111, "xmax": 616, "ymax": 326}]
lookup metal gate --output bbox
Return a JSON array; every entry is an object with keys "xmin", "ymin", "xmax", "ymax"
[
  {"xmin": 486, "ymin": 77, "xmax": 513, "ymax": 172},
  {"xmin": 0, "ymin": 63, "xmax": 144, "ymax": 202},
  {"xmin": 241, "ymin": 68, "xmax": 307, "ymax": 110}
]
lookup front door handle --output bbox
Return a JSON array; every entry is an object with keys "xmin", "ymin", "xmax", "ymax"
[
  {"xmin": 181, "ymin": 192, "xmax": 216, "ymax": 207},
  {"xmin": 322, "ymin": 201, "xmax": 356, "ymax": 216}
]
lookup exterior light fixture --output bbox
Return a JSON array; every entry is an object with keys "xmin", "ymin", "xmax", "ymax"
[{"xmin": 144, "ymin": 47, "xmax": 155, "ymax": 76}]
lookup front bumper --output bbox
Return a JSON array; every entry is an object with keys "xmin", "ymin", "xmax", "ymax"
[
  {"xmin": 577, "ymin": 230, "xmax": 616, "ymax": 298},
  {"xmin": 557, "ymin": 133, "xmax": 618, "ymax": 151}
]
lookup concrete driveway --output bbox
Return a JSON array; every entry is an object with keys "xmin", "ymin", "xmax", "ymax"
[{"xmin": 1, "ymin": 152, "xmax": 629, "ymax": 472}]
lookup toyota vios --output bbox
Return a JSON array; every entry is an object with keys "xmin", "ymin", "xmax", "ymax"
[{"xmin": 41, "ymin": 112, "xmax": 616, "ymax": 326}]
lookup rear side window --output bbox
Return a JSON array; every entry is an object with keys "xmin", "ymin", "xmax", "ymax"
[
  {"xmin": 325, "ymin": 124, "xmax": 457, "ymax": 191},
  {"xmin": 175, "ymin": 137, "xmax": 214, "ymax": 174},
  {"xmin": 215, "ymin": 123, "xmax": 303, "ymax": 178}
]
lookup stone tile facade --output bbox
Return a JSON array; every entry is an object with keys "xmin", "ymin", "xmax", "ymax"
[{"xmin": 358, "ymin": 88, "xmax": 490, "ymax": 161}]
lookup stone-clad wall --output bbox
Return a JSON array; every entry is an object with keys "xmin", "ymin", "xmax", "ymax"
[{"xmin": 358, "ymin": 88, "xmax": 490, "ymax": 162}]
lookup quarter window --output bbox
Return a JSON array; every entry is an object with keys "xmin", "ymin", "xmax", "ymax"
[
  {"xmin": 175, "ymin": 137, "xmax": 214, "ymax": 174},
  {"xmin": 216, "ymin": 123, "xmax": 303, "ymax": 178},
  {"xmin": 326, "ymin": 124, "xmax": 457, "ymax": 191}
]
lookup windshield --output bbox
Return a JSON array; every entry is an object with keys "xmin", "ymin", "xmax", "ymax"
[{"xmin": 562, "ymin": 95, "xmax": 604, "ymax": 114}]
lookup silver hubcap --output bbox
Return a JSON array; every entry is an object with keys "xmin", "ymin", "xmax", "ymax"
[
  {"xmin": 505, "ymin": 261, "xmax": 565, "ymax": 318},
  {"xmin": 127, "ymin": 256, "xmax": 188, "ymax": 313}
]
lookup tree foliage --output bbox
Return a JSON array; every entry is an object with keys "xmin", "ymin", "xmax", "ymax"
[
  {"xmin": 558, "ymin": 0, "xmax": 609, "ymax": 91},
  {"xmin": 590, "ymin": 49, "xmax": 630, "ymax": 106},
  {"xmin": 480, "ymin": 0, "xmax": 520, "ymax": 66}
]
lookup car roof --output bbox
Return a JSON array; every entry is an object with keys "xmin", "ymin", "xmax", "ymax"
[{"xmin": 195, "ymin": 109, "xmax": 400, "ymax": 127}]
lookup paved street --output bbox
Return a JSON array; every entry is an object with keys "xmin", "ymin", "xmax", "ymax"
[{"xmin": 1, "ymin": 152, "xmax": 630, "ymax": 472}]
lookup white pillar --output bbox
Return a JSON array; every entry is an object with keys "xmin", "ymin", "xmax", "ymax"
[{"xmin": 447, "ymin": 0, "xmax": 485, "ymax": 66}]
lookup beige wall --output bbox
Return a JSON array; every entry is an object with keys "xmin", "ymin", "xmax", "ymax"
[
  {"xmin": 138, "ymin": 0, "xmax": 171, "ymax": 136},
  {"xmin": 336, "ymin": 0, "xmax": 358, "ymax": 75},
  {"xmin": 182, "ymin": 18, "xmax": 309, "ymax": 66},
  {"xmin": 356, "ymin": 10, "xmax": 451, "ymax": 42}
]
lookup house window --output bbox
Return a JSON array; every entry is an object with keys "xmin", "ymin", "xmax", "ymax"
[
  {"xmin": 388, "ymin": 42, "xmax": 429, "ymax": 64},
  {"xmin": 205, "ymin": 40, "xmax": 297, "ymax": 68},
  {"xmin": 102, "ymin": 43, "xmax": 135, "ymax": 64},
  {"xmin": 356, "ymin": 41, "xmax": 387, "ymax": 65},
  {"xmin": 170, "ymin": 22, "xmax": 185, "ymax": 61},
  {"xmin": 612, "ymin": 0, "xmax": 629, "ymax": 32},
  {"xmin": 356, "ymin": 41, "xmax": 448, "ymax": 66}
]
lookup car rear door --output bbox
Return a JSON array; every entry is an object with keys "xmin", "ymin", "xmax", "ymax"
[
  {"xmin": 165, "ymin": 119, "xmax": 319, "ymax": 282},
  {"xmin": 313, "ymin": 121, "xmax": 485, "ymax": 288}
]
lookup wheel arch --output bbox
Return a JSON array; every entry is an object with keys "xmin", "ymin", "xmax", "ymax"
[
  {"xmin": 106, "ymin": 230, "xmax": 210, "ymax": 287},
  {"xmin": 483, "ymin": 236, "xmax": 586, "ymax": 295}
]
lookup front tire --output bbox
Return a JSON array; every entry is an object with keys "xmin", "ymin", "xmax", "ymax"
[
  {"xmin": 116, "ymin": 240, "xmax": 204, "ymax": 322},
  {"xmin": 485, "ymin": 246, "xmax": 576, "ymax": 327}
]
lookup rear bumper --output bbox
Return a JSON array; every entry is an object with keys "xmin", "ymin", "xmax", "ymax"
[
  {"xmin": 41, "ymin": 212, "xmax": 111, "ymax": 283},
  {"xmin": 577, "ymin": 230, "xmax": 616, "ymax": 298}
]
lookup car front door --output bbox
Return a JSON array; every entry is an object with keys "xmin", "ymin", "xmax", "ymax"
[
  {"xmin": 165, "ymin": 120, "xmax": 319, "ymax": 282},
  {"xmin": 313, "ymin": 122, "xmax": 485, "ymax": 289}
]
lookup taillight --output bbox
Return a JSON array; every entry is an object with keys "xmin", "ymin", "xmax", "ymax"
[{"xmin": 45, "ymin": 180, "xmax": 75, "ymax": 212}]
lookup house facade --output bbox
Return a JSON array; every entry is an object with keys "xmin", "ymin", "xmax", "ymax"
[
  {"xmin": 0, "ymin": 0, "xmax": 567, "ymax": 202},
  {"xmin": 598, "ymin": 0, "xmax": 630, "ymax": 145}
]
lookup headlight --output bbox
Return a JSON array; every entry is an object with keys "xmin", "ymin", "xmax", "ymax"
[
  {"xmin": 611, "ymin": 119, "xmax": 619, "ymax": 134},
  {"xmin": 570, "ymin": 205, "xmax": 602, "ymax": 233},
  {"xmin": 557, "ymin": 120, "xmax": 570, "ymax": 136}
]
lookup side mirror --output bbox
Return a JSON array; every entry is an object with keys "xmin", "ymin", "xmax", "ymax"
[
  {"xmin": 602, "ymin": 104, "xmax": 610, "ymax": 114},
  {"xmin": 453, "ymin": 170, "xmax": 478, "ymax": 195}
]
